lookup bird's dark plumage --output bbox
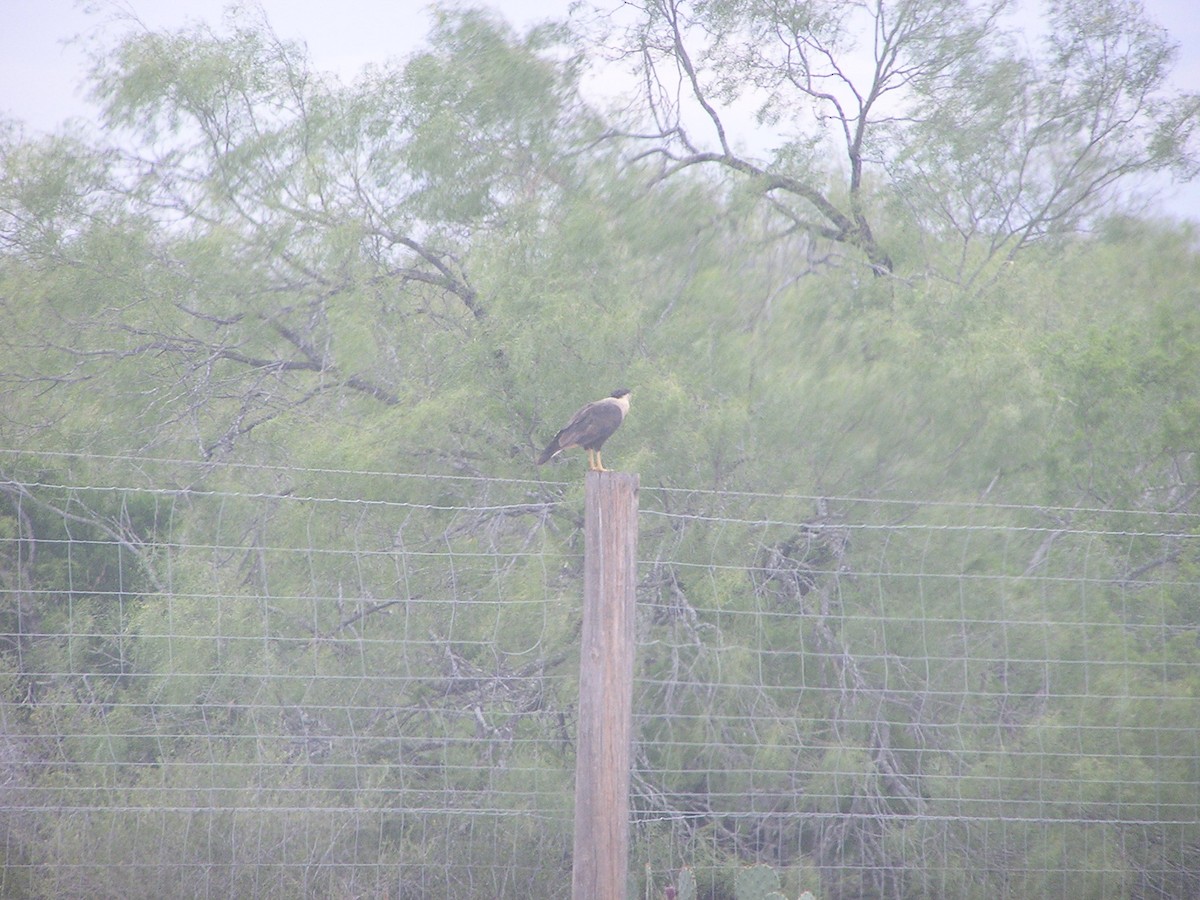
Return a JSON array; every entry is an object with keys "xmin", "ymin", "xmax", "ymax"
[{"xmin": 536, "ymin": 388, "xmax": 631, "ymax": 471}]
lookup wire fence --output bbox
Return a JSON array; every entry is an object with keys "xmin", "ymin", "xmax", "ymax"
[{"xmin": 2, "ymin": 451, "xmax": 1198, "ymax": 899}]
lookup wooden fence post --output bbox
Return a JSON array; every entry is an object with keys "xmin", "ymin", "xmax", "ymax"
[{"xmin": 572, "ymin": 470, "xmax": 639, "ymax": 900}]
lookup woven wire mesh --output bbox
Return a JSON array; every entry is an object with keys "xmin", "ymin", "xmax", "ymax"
[{"xmin": 2, "ymin": 453, "xmax": 1197, "ymax": 898}]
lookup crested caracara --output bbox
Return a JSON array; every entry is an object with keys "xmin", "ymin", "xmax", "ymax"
[{"xmin": 536, "ymin": 388, "xmax": 631, "ymax": 472}]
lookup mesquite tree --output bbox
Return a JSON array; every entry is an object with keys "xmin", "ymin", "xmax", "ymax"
[{"xmin": 616, "ymin": 0, "xmax": 1198, "ymax": 283}]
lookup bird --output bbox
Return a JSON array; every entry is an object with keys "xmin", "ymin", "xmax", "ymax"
[{"xmin": 536, "ymin": 388, "xmax": 631, "ymax": 472}]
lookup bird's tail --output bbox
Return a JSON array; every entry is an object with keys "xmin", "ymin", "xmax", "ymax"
[{"xmin": 536, "ymin": 440, "xmax": 561, "ymax": 466}]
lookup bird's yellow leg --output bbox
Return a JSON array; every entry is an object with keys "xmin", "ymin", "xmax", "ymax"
[
  {"xmin": 594, "ymin": 451, "xmax": 608, "ymax": 472},
  {"xmin": 586, "ymin": 449, "xmax": 596, "ymax": 471}
]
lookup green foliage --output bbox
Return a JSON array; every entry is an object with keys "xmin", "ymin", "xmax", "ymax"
[
  {"xmin": 3, "ymin": 1, "xmax": 1200, "ymax": 897},
  {"xmin": 401, "ymin": 8, "xmax": 591, "ymax": 224}
]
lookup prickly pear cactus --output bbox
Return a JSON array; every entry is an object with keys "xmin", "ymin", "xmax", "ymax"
[
  {"xmin": 734, "ymin": 864, "xmax": 782, "ymax": 900},
  {"xmin": 675, "ymin": 866, "xmax": 696, "ymax": 900}
]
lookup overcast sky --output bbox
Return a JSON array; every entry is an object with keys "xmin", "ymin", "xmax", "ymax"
[{"xmin": 2, "ymin": 0, "xmax": 1198, "ymax": 221}]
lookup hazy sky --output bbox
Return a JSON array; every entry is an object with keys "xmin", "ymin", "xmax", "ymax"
[{"xmin": 2, "ymin": 0, "xmax": 1198, "ymax": 220}]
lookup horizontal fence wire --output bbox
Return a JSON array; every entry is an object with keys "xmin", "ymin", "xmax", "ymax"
[{"xmin": 2, "ymin": 451, "xmax": 1199, "ymax": 899}]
